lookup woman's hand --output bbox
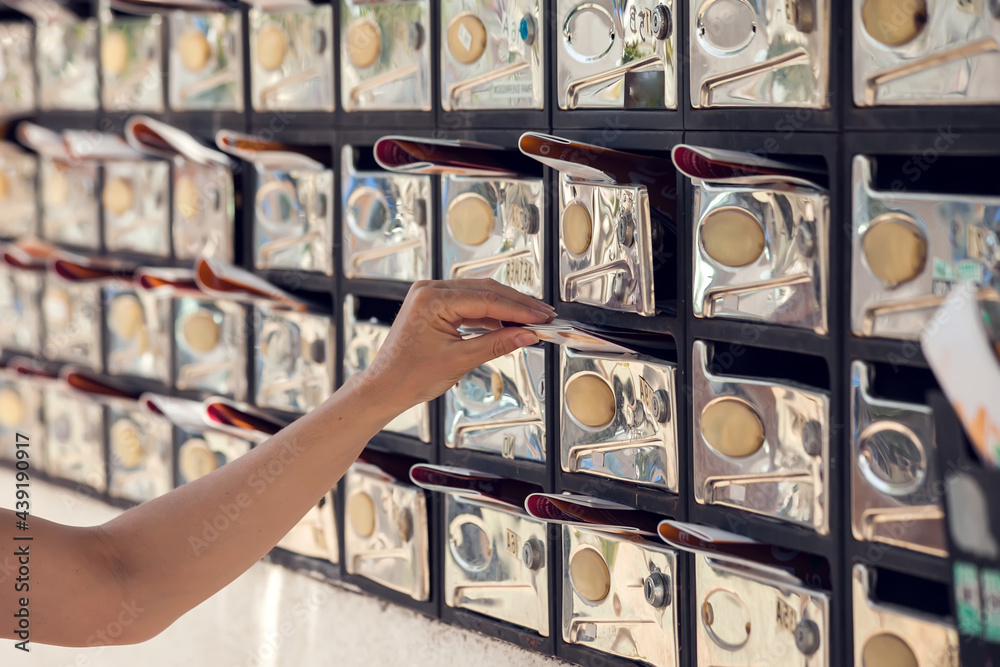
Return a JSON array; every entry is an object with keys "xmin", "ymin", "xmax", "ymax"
[{"xmin": 361, "ymin": 279, "xmax": 555, "ymax": 413}]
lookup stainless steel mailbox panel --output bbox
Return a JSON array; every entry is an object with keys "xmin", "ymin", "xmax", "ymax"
[
  {"xmin": 100, "ymin": 14, "xmax": 164, "ymax": 112},
  {"xmin": 440, "ymin": 0, "xmax": 544, "ymax": 110},
  {"xmin": 0, "ymin": 22, "xmax": 35, "ymax": 115},
  {"xmin": 340, "ymin": 0, "xmax": 432, "ymax": 112},
  {"xmin": 560, "ymin": 347, "xmax": 678, "ymax": 491},
  {"xmin": 445, "ymin": 494, "xmax": 549, "ymax": 634},
  {"xmin": 173, "ymin": 159, "xmax": 235, "ymax": 263},
  {"xmin": 0, "ymin": 143, "xmax": 37, "ymax": 238},
  {"xmin": 0, "ymin": 266, "xmax": 42, "ymax": 355},
  {"xmin": 37, "ymin": 19, "xmax": 99, "ymax": 111},
  {"xmin": 173, "ymin": 296, "xmax": 247, "ymax": 400},
  {"xmin": 249, "ymin": 6, "xmax": 334, "ymax": 112},
  {"xmin": 692, "ymin": 181, "xmax": 829, "ymax": 333},
  {"xmin": 443, "ymin": 174, "xmax": 545, "ymax": 298},
  {"xmin": 342, "ymin": 145, "xmax": 432, "ymax": 283},
  {"xmin": 853, "ymin": 0, "xmax": 1000, "ymax": 106},
  {"xmin": 850, "ymin": 155, "xmax": 1000, "ymax": 340},
  {"xmin": 690, "ymin": 0, "xmax": 831, "ymax": 108},
  {"xmin": 103, "ymin": 159, "xmax": 171, "ymax": 257},
  {"xmin": 344, "ymin": 464, "xmax": 430, "ymax": 600},
  {"xmin": 254, "ymin": 166, "xmax": 334, "ymax": 275},
  {"xmin": 695, "ymin": 553, "xmax": 830, "ymax": 666},
  {"xmin": 168, "ymin": 11, "xmax": 244, "ymax": 111},
  {"xmin": 556, "ymin": 0, "xmax": 678, "ymax": 109},
  {"xmin": 107, "ymin": 404, "xmax": 173, "ymax": 503},
  {"xmin": 562, "ymin": 525, "xmax": 679, "ymax": 667},
  {"xmin": 105, "ymin": 287, "xmax": 171, "ymax": 382},
  {"xmin": 692, "ymin": 340, "xmax": 830, "ymax": 534},
  {"xmin": 42, "ymin": 278, "xmax": 102, "ymax": 370},
  {"xmin": 254, "ymin": 304, "xmax": 334, "ymax": 414},
  {"xmin": 278, "ymin": 490, "xmax": 339, "ymax": 563},
  {"xmin": 0, "ymin": 374, "xmax": 45, "ymax": 473},
  {"xmin": 852, "ymin": 564, "xmax": 959, "ymax": 667},
  {"xmin": 850, "ymin": 361, "xmax": 947, "ymax": 557},
  {"xmin": 445, "ymin": 345, "xmax": 545, "ymax": 462},
  {"xmin": 40, "ymin": 158, "xmax": 99, "ymax": 248},
  {"xmin": 43, "ymin": 385, "xmax": 106, "ymax": 492}
]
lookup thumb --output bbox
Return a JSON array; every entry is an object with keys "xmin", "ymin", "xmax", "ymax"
[{"xmin": 462, "ymin": 327, "xmax": 540, "ymax": 367}]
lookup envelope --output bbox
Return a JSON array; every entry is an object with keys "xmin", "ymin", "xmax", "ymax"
[
  {"xmin": 254, "ymin": 303, "xmax": 334, "ymax": 413},
  {"xmin": 125, "ymin": 116, "xmax": 236, "ymax": 263},
  {"xmin": 444, "ymin": 345, "xmax": 546, "ymax": 462},
  {"xmin": 341, "ymin": 144, "xmax": 432, "ymax": 283},
  {"xmin": 340, "ymin": 0, "xmax": 432, "ymax": 112},
  {"xmin": 344, "ymin": 461, "xmax": 430, "ymax": 600},
  {"xmin": 852, "ymin": 564, "xmax": 959, "ymax": 667},
  {"xmin": 36, "ymin": 16, "xmax": 100, "ymax": 111},
  {"xmin": 851, "ymin": 155, "xmax": 1000, "ymax": 339},
  {"xmin": 440, "ymin": 0, "xmax": 544, "ymax": 111},
  {"xmin": 690, "ymin": 0, "xmax": 831, "ymax": 108},
  {"xmin": 556, "ymin": 0, "xmax": 677, "ymax": 109},
  {"xmin": 0, "ymin": 21, "xmax": 36, "ymax": 115},
  {"xmin": 519, "ymin": 132, "xmax": 678, "ymax": 316},
  {"xmin": 692, "ymin": 340, "xmax": 830, "ymax": 534},
  {"xmin": 43, "ymin": 382, "xmax": 106, "ymax": 492},
  {"xmin": 0, "ymin": 142, "xmax": 37, "ymax": 238},
  {"xmin": 173, "ymin": 295, "xmax": 247, "ymax": 399},
  {"xmin": 853, "ymin": 0, "xmax": 1000, "ymax": 106},
  {"xmin": 167, "ymin": 9, "xmax": 243, "ymax": 111},
  {"xmin": 100, "ymin": 12, "xmax": 164, "ymax": 112},
  {"xmin": 249, "ymin": 4, "xmax": 334, "ymax": 112},
  {"xmin": 560, "ymin": 346, "xmax": 678, "ymax": 491},
  {"xmin": 850, "ymin": 360, "xmax": 947, "ymax": 557}
]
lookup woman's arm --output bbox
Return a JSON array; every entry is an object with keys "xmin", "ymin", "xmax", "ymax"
[{"xmin": 0, "ymin": 280, "xmax": 551, "ymax": 647}]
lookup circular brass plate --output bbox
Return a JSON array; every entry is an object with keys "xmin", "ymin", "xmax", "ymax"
[
  {"xmin": 111, "ymin": 419, "xmax": 144, "ymax": 469},
  {"xmin": 179, "ymin": 438, "xmax": 219, "ymax": 481},
  {"xmin": 562, "ymin": 202, "xmax": 593, "ymax": 255},
  {"xmin": 448, "ymin": 193, "xmax": 495, "ymax": 246},
  {"xmin": 862, "ymin": 0, "xmax": 927, "ymax": 47},
  {"xmin": 43, "ymin": 286, "xmax": 72, "ymax": 328},
  {"xmin": 862, "ymin": 633, "xmax": 918, "ymax": 667},
  {"xmin": 181, "ymin": 309, "xmax": 221, "ymax": 353},
  {"xmin": 109, "ymin": 293, "xmax": 145, "ymax": 339},
  {"xmin": 447, "ymin": 13, "xmax": 487, "ymax": 64},
  {"xmin": 176, "ymin": 177, "xmax": 200, "ymax": 220},
  {"xmin": 45, "ymin": 169, "xmax": 70, "ymax": 208},
  {"xmin": 103, "ymin": 178, "xmax": 135, "ymax": 216},
  {"xmin": 102, "ymin": 31, "xmax": 130, "ymax": 76},
  {"xmin": 701, "ymin": 397, "xmax": 765, "ymax": 458},
  {"xmin": 346, "ymin": 19, "xmax": 382, "ymax": 69},
  {"xmin": 565, "ymin": 373, "xmax": 616, "ymax": 428},
  {"xmin": 257, "ymin": 25, "xmax": 288, "ymax": 71},
  {"xmin": 862, "ymin": 214, "xmax": 927, "ymax": 287},
  {"xmin": 569, "ymin": 547, "xmax": 611, "ymax": 602},
  {"xmin": 348, "ymin": 491, "xmax": 376, "ymax": 538},
  {"xmin": 178, "ymin": 31, "xmax": 212, "ymax": 72},
  {"xmin": 701, "ymin": 207, "xmax": 765, "ymax": 267},
  {"xmin": 0, "ymin": 388, "xmax": 25, "ymax": 428}
]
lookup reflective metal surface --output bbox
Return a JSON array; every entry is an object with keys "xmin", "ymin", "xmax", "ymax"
[
  {"xmin": 0, "ymin": 22, "xmax": 35, "ymax": 115},
  {"xmin": 40, "ymin": 158, "xmax": 99, "ymax": 248},
  {"xmin": 692, "ymin": 181, "xmax": 829, "ymax": 333},
  {"xmin": 0, "ymin": 266, "xmax": 42, "ymax": 355},
  {"xmin": 341, "ymin": 145, "xmax": 432, "ymax": 283},
  {"xmin": 173, "ymin": 159, "xmax": 234, "ymax": 263},
  {"xmin": 0, "ymin": 143, "xmax": 37, "ymax": 238},
  {"xmin": 343, "ymin": 295, "xmax": 431, "ymax": 442},
  {"xmin": 853, "ymin": 0, "xmax": 1000, "ymax": 106},
  {"xmin": 440, "ymin": 0, "xmax": 544, "ymax": 110},
  {"xmin": 173, "ymin": 296, "xmax": 247, "ymax": 400},
  {"xmin": 560, "ymin": 347, "xmax": 678, "ymax": 491},
  {"xmin": 0, "ymin": 374, "xmax": 45, "ymax": 472},
  {"xmin": 445, "ymin": 494, "xmax": 549, "ymax": 634},
  {"xmin": 278, "ymin": 489, "xmax": 339, "ymax": 563},
  {"xmin": 103, "ymin": 160, "xmax": 171, "ymax": 256},
  {"xmin": 168, "ymin": 11, "xmax": 243, "ymax": 111},
  {"xmin": 43, "ymin": 279, "xmax": 102, "ymax": 370},
  {"xmin": 37, "ymin": 18, "xmax": 99, "ymax": 111},
  {"xmin": 175, "ymin": 427, "xmax": 252, "ymax": 486},
  {"xmin": 249, "ymin": 6, "xmax": 334, "ymax": 112},
  {"xmin": 340, "ymin": 0, "xmax": 432, "ymax": 112},
  {"xmin": 100, "ymin": 14, "xmax": 164, "ymax": 112},
  {"xmin": 556, "ymin": 0, "xmax": 677, "ymax": 109},
  {"xmin": 105, "ymin": 288, "xmax": 171, "ymax": 383},
  {"xmin": 850, "ymin": 155, "xmax": 1000, "ymax": 339},
  {"xmin": 562, "ymin": 525, "xmax": 679, "ymax": 667},
  {"xmin": 107, "ymin": 405, "xmax": 173, "ymax": 503},
  {"xmin": 443, "ymin": 174, "xmax": 545, "ymax": 298},
  {"xmin": 692, "ymin": 340, "xmax": 830, "ymax": 533},
  {"xmin": 690, "ymin": 0, "xmax": 831, "ymax": 108},
  {"xmin": 43, "ymin": 385, "xmax": 106, "ymax": 492},
  {"xmin": 559, "ymin": 178, "xmax": 656, "ymax": 315},
  {"xmin": 445, "ymin": 345, "xmax": 545, "ymax": 461},
  {"xmin": 852, "ymin": 564, "xmax": 959, "ymax": 667},
  {"xmin": 696, "ymin": 553, "xmax": 830, "ymax": 666},
  {"xmin": 254, "ymin": 304, "xmax": 334, "ymax": 414},
  {"xmin": 254, "ymin": 166, "xmax": 334, "ymax": 275},
  {"xmin": 344, "ymin": 464, "xmax": 430, "ymax": 600},
  {"xmin": 850, "ymin": 361, "xmax": 947, "ymax": 557}
]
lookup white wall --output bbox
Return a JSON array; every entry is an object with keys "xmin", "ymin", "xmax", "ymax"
[{"xmin": 0, "ymin": 470, "xmax": 568, "ymax": 667}]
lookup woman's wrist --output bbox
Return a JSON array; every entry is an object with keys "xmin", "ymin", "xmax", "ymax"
[{"xmin": 334, "ymin": 368, "xmax": 413, "ymax": 431}]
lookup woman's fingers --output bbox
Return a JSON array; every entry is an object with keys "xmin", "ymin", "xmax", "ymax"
[
  {"xmin": 428, "ymin": 286, "xmax": 552, "ymax": 328},
  {"xmin": 443, "ymin": 279, "xmax": 554, "ymax": 315},
  {"xmin": 460, "ymin": 327, "xmax": 540, "ymax": 369}
]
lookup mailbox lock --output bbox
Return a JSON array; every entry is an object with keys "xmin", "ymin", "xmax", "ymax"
[
  {"xmin": 612, "ymin": 273, "xmax": 630, "ymax": 301},
  {"xmin": 794, "ymin": 619, "xmax": 821, "ymax": 655},
  {"xmin": 802, "ymin": 420, "xmax": 823, "ymax": 457},
  {"xmin": 521, "ymin": 537, "xmax": 544, "ymax": 570},
  {"xmin": 651, "ymin": 5, "xmax": 672, "ymax": 40},
  {"xmin": 519, "ymin": 15, "xmax": 537, "ymax": 46},
  {"xmin": 651, "ymin": 389, "xmax": 671, "ymax": 423},
  {"xmin": 643, "ymin": 572, "xmax": 671, "ymax": 607},
  {"xmin": 617, "ymin": 211, "xmax": 636, "ymax": 247}
]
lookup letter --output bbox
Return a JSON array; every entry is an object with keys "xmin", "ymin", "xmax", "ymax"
[
  {"xmin": 18, "ymin": 617, "xmax": 28, "ymax": 628},
  {"xmin": 267, "ymin": 459, "xmax": 284, "ymax": 478},
  {"xmin": 236, "ymin": 492, "xmax": 251, "ymax": 508},
  {"xmin": 106, "ymin": 621, "xmax": 122, "ymax": 639},
  {"xmin": 202, "ymin": 520, "xmax": 220, "ymax": 541},
  {"xmin": 221, "ymin": 501, "xmax": 242, "ymax": 522},
  {"xmin": 212, "ymin": 514, "xmax": 230, "ymax": 532},
  {"xmin": 938, "ymin": 126, "xmax": 959, "ymax": 145},
  {"xmin": 279, "ymin": 446, "xmax": 297, "ymax": 466},
  {"xmin": 922, "ymin": 147, "xmax": 939, "ymax": 164},
  {"xmin": 14, "ymin": 607, "xmax": 29, "ymax": 618},
  {"xmin": 15, "ymin": 640, "xmax": 28, "ymax": 651},
  {"xmin": 248, "ymin": 472, "xmax": 267, "ymax": 495},
  {"xmin": 18, "ymin": 565, "xmax": 28, "ymax": 576},
  {"xmin": 14, "ymin": 582, "xmax": 27, "ymax": 592},
  {"xmin": 189, "ymin": 535, "xmax": 210, "ymax": 556},
  {"xmin": 902, "ymin": 160, "xmax": 922, "ymax": 182},
  {"xmin": 18, "ymin": 555, "xmax": 28, "ymax": 565},
  {"xmin": 15, "ymin": 546, "xmax": 28, "ymax": 555},
  {"xmin": 18, "ymin": 598, "xmax": 27, "ymax": 607},
  {"xmin": 776, "ymin": 118, "xmax": 794, "ymax": 137},
  {"xmin": 763, "ymin": 138, "xmax": 780, "ymax": 154},
  {"xmin": 15, "ymin": 630, "xmax": 27, "ymax": 640},
  {"xmin": 279, "ymin": 620, "xmax": 293, "ymax": 636}
]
